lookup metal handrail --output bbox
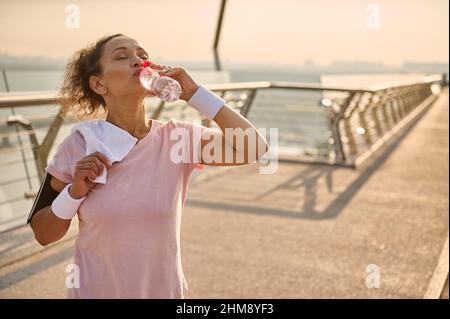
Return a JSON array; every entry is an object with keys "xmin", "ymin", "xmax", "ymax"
[{"xmin": 0, "ymin": 74, "xmax": 442, "ymax": 109}]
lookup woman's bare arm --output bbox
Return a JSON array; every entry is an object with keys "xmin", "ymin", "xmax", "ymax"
[
  {"xmin": 148, "ymin": 64, "xmax": 269, "ymax": 166},
  {"xmin": 198, "ymin": 104, "xmax": 270, "ymax": 166},
  {"xmin": 30, "ymin": 152, "xmax": 110, "ymax": 246}
]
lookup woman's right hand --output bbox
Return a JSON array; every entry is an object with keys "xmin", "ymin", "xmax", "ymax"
[{"xmin": 69, "ymin": 152, "xmax": 112, "ymax": 199}]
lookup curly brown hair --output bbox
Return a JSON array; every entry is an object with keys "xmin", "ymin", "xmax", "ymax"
[{"xmin": 57, "ymin": 33, "xmax": 125, "ymax": 120}]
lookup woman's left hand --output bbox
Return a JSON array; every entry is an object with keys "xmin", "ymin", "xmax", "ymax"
[{"xmin": 146, "ymin": 61, "xmax": 199, "ymax": 102}]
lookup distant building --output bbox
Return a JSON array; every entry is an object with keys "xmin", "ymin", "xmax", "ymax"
[{"xmin": 402, "ymin": 62, "xmax": 449, "ymax": 86}]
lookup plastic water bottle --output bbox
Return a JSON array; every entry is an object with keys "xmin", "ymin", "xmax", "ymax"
[{"xmin": 139, "ymin": 61, "xmax": 182, "ymax": 103}]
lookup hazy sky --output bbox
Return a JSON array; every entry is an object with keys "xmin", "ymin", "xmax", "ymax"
[{"xmin": 0, "ymin": 0, "xmax": 448, "ymax": 66}]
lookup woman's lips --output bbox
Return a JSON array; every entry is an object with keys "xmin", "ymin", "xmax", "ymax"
[{"xmin": 133, "ymin": 69, "xmax": 142, "ymax": 77}]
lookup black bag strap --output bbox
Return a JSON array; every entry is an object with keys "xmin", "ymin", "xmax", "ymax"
[{"xmin": 26, "ymin": 172, "xmax": 60, "ymax": 224}]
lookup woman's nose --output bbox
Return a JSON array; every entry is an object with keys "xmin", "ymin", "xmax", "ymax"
[{"xmin": 132, "ymin": 57, "xmax": 144, "ymax": 68}]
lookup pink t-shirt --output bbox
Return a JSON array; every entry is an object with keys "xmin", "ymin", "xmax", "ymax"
[{"xmin": 45, "ymin": 118, "xmax": 210, "ymax": 298}]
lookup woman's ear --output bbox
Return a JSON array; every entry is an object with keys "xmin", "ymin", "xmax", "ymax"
[{"xmin": 89, "ymin": 75, "xmax": 108, "ymax": 95}]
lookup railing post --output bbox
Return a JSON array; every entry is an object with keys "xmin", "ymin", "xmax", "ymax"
[
  {"xmin": 38, "ymin": 104, "xmax": 71, "ymax": 180},
  {"xmin": 390, "ymin": 97, "xmax": 400, "ymax": 124},
  {"xmin": 358, "ymin": 93, "xmax": 372, "ymax": 147},
  {"xmin": 151, "ymin": 100, "xmax": 166, "ymax": 120},
  {"xmin": 381, "ymin": 89, "xmax": 393, "ymax": 131},
  {"xmin": 238, "ymin": 89, "xmax": 257, "ymax": 118},
  {"xmin": 370, "ymin": 93, "xmax": 384, "ymax": 137},
  {"xmin": 331, "ymin": 91, "xmax": 356, "ymax": 163},
  {"xmin": 342, "ymin": 92, "xmax": 362, "ymax": 159},
  {"xmin": 397, "ymin": 89, "xmax": 406, "ymax": 119}
]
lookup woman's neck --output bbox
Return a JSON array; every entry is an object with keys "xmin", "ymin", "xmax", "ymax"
[{"xmin": 104, "ymin": 97, "xmax": 151, "ymax": 139}]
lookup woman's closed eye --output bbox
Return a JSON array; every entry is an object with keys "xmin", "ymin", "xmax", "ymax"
[{"xmin": 117, "ymin": 56, "xmax": 148, "ymax": 60}]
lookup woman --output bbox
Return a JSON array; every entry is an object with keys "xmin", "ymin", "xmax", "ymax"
[{"xmin": 29, "ymin": 33, "xmax": 268, "ymax": 299}]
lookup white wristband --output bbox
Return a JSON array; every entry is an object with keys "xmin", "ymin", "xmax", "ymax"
[
  {"xmin": 51, "ymin": 184, "xmax": 85, "ymax": 220},
  {"xmin": 187, "ymin": 85, "xmax": 225, "ymax": 120}
]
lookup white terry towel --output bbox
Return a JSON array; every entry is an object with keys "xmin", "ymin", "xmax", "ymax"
[{"xmin": 70, "ymin": 119, "xmax": 139, "ymax": 184}]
